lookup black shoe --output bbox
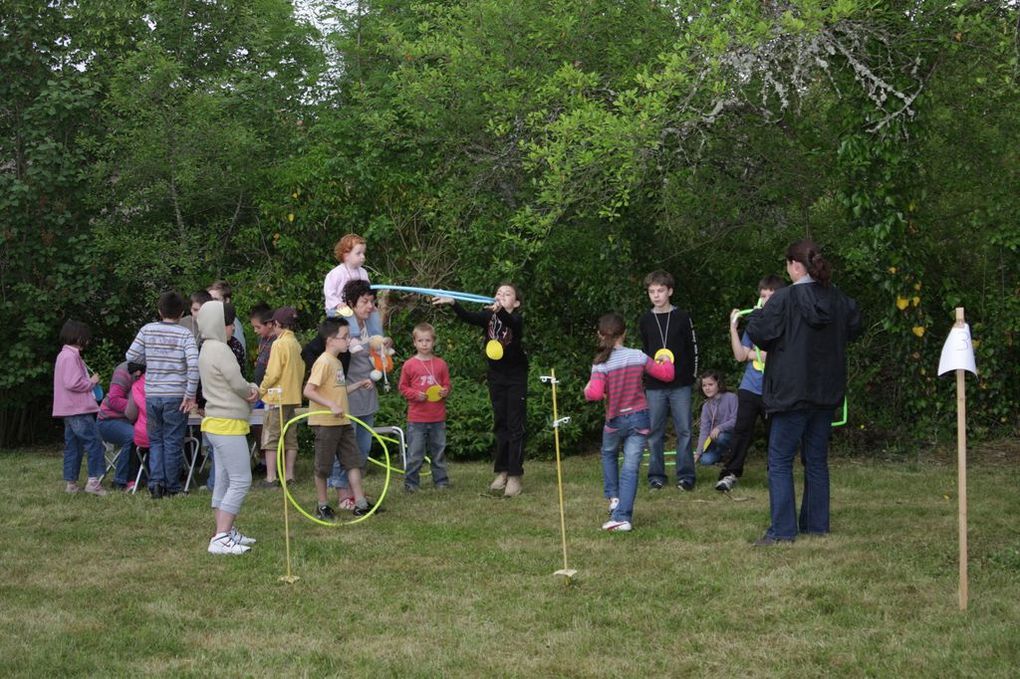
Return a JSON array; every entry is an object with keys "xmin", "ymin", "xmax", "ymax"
[
  {"xmin": 258, "ymin": 480, "xmax": 280, "ymax": 489},
  {"xmin": 149, "ymin": 483, "xmax": 165, "ymax": 499},
  {"xmin": 649, "ymin": 480, "xmax": 664, "ymax": 490},
  {"xmin": 315, "ymin": 504, "xmax": 337, "ymax": 521},
  {"xmin": 677, "ymin": 480, "xmax": 695, "ymax": 492}
]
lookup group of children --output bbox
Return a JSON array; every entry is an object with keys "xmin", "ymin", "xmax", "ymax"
[
  {"xmin": 54, "ymin": 229, "xmax": 780, "ymax": 549},
  {"xmin": 585, "ymin": 271, "xmax": 784, "ymax": 532}
]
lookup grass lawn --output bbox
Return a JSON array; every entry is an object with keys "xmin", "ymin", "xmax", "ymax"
[{"xmin": 2, "ymin": 442, "xmax": 1018, "ymax": 677}]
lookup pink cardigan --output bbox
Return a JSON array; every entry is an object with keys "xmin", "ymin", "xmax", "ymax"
[{"xmin": 52, "ymin": 345, "xmax": 99, "ymax": 417}]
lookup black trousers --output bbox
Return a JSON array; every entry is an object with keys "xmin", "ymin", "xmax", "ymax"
[
  {"xmin": 719, "ymin": 388, "xmax": 770, "ymax": 479},
  {"xmin": 488, "ymin": 371, "xmax": 527, "ymax": 476}
]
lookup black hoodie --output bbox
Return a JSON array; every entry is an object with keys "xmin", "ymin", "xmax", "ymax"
[{"xmin": 746, "ymin": 281, "xmax": 861, "ymax": 414}]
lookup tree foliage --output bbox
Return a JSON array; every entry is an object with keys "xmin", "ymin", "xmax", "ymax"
[{"xmin": 2, "ymin": 0, "xmax": 1017, "ymax": 451}]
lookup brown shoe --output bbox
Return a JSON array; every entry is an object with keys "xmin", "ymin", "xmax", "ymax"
[
  {"xmin": 65, "ymin": 481, "xmax": 81, "ymax": 494},
  {"xmin": 504, "ymin": 476, "xmax": 522, "ymax": 497},
  {"xmin": 489, "ymin": 472, "xmax": 508, "ymax": 491}
]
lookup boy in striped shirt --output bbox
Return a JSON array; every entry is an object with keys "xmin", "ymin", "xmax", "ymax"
[{"xmin": 126, "ymin": 291, "xmax": 199, "ymax": 498}]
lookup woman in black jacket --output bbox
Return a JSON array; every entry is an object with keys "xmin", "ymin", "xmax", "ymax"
[{"xmin": 746, "ymin": 240, "xmax": 861, "ymax": 545}]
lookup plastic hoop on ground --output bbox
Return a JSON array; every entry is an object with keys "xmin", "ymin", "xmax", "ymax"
[{"xmin": 275, "ymin": 412, "xmax": 391, "ymax": 526}]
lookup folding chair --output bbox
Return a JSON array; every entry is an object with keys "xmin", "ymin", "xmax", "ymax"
[
  {"xmin": 372, "ymin": 425, "xmax": 408, "ymax": 470},
  {"xmin": 131, "ymin": 447, "xmax": 149, "ymax": 494},
  {"xmin": 99, "ymin": 441, "xmax": 121, "ymax": 482}
]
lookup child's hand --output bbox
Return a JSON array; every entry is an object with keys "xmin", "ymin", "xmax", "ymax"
[
  {"xmin": 246, "ymin": 386, "xmax": 260, "ymax": 402},
  {"xmin": 710, "ymin": 426, "xmax": 720, "ymax": 439},
  {"xmin": 431, "ymin": 296, "xmax": 454, "ymax": 306},
  {"xmin": 418, "ymin": 391, "xmax": 427, "ymax": 402},
  {"xmin": 90, "ymin": 373, "xmax": 101, "ymax": 385},
  {"xmin": 331, "ymin": 404, "xmax": 344, "ymax": 418},
  {"xmin": 180, "ymin": 397, "xmax": 196, "ymax": 413},
  {"xmin": 360, "ymin": 379, "xmax": 373, "ymax": 390},
  {"xmin": 439, "ymin": 387, "xmax": 449, "ymax": 398},
  {"xmin": 730, "ymin": 309, "xmax": 741, "ymax": 326}
]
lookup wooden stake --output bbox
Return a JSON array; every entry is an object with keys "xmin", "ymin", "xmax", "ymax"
[{"xmin": 954, "ymin": 307, "xmax": 967, "ymax": 611}]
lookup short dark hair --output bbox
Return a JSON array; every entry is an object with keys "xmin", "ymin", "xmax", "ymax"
[
  {"xmin": 59, "ymin": 320, "xmax": 92, "ymax": 347},
  {"xmin": 190, "ymin": 290, "xmax": 213, "ymax": 306},
  {"xmin": 342, "ymin": 279, "xmax": 375, "ymax": 307},
  {"xmin": 318, "ymin": 317, "xmax": 349, "ymax": 340},
  {"xmin": 223, "ymin": 302, "xmax": 236, "ymax": 327},
  {"xmin": 643, "ymin": 270, "xmax": 675, "ymax": 290},
  {"xmin": 127, "ymin": 361, "xmax": 146, "ymax": 375},
  {"xmin": 249, "ymin": 301, "xmax": 272, "ymax": 321},
  {"xmin": 757, "ymin": 275, "xmax": 786, "ymax": 292},
  {"xmin": 157, "ymin": 291, "xmax": 185, "ymax": 320}
]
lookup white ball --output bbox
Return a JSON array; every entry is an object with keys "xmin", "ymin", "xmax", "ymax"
[{"xmin": 370, "ymin": 370, "xmax": 382, "ymax": 382}]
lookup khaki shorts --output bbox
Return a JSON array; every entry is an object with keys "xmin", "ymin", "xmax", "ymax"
[
  {"xmin": 261, "ymin": 405, "xmax": 298, "ymax": 453},
  {"xmin": 312, "ymin": 425, "xmax": 361, "ymax": 478}
]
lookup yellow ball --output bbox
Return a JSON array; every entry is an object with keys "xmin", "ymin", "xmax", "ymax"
[
  {"xmin": 426, "ymin": 385, "xmax": 443, "ymax": 402},
  {"xmin": 485, "ymin": 339, "xmax": 504, "ymax": 360},
  {"xmin": 654, "ymin": 348, "xmax": 674, "ymax": 363}
]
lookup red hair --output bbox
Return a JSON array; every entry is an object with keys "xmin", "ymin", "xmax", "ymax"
[{"xmin": 333, "ymin": 233, "xmax": 366, "ymax": 263}]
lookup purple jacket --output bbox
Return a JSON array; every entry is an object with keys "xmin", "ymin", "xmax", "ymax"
[{"xmin": 53, "ymin": 345, "xmax": 99, "ymax": 417}]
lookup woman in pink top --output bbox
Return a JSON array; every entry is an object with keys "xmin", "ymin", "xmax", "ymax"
[
  {"xmin": 584, "ymin": 313, "xmax": 673, "ymax": 532},
  {"xmin": 52, "ymin": 320, "xmax": 107, "ymax": 496}
]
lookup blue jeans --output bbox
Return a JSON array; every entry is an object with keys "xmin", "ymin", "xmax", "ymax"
[
  {"xmin": 646, "ymin": 386, "xmax": 694, "ymax": 485},
  {"xmin": 63, "ymin": 414, "xmax": 106, "ymax": 481},
  {"xmin": 698, "ymin": 430, "xmax": 733, "ymax": 466},
  {"xmin": 328, "ymin": 413, "xmax": 374, "ymax": 490},
  {"xmin": 97, "ymin": 417, "xmax": 134, "ymax": 485},
  {"xmin": 405, "ymin": 421, "xmax": 449, "ymax": 488},
  {"xmin": 601, "ymin": 410, "xmax": 650, "ymax": 523},
  {"xmin": 146, "ymin": 396, "xmax": 188, "ymax": 492},
  {"xmin": 766, "ymin": 409, "xmax": 833, "ymax": 540}
]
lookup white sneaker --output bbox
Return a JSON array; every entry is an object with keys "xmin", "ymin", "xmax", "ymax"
[
  {"xmin": 84, "ymin": 477, "xmax": 108, "ymax": 497},
  {"xmin": 607, "ymin": 497, "xmax": 619, "ymax": 516},
  {"xmin": 715, "ymin": 474, "xmax": 737, "ymax": 492},
  {"xmin": 601, "ymin": 519, "xmax": 632, "ymax": 532},
  {"xmin": 208, "ymin": 532, "xmax": 251, "ymax": 555},
  {"xmin": 230, "ymin": 528, "xmax": 256, "ymax": 546}
]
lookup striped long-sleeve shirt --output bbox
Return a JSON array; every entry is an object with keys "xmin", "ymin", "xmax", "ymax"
[
  {"xmin": 125, "ymin": 321, "xmax": 199, "ymax": 399},
  {"xmin": 584, "ymin": 347, "xmax": 674, "ymax": 420}
]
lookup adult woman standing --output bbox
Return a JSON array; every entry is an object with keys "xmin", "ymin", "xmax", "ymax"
[{"xmin": 746, "ymin": 240, "xmax": 861, "ymax": 545}]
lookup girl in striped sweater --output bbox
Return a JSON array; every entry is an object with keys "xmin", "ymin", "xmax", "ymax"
[{"xmin": 584, "ymin": 313, "xmax": 674, "ymax": 532}]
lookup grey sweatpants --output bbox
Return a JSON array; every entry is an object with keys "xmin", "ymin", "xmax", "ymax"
[{"xmin": 208, "ymin": 433, "xmax": 252, "ymax": 516}]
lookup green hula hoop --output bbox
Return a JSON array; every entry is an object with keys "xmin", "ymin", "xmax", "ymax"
[{"xmin": 274, "ymin": 411, "xmax": 391, "ymax": 526}]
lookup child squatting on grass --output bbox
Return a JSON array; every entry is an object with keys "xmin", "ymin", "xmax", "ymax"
[
  {"xmin": 585, "ymin": 312, "xmax": 674, "ymax": 533},
  {"xmin": 53, "ymin": 319, "xmax": 109, "ymax": 496},
  {"xmin": 694, "ymin": 370, "xmax": 737, "ymax": 466}
]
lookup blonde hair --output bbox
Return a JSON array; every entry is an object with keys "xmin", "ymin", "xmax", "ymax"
[
  {"xmin": 333, "ymin": 233, "xmax": 367, "ymax": 263},
  {"xmin": 412, "ymin": 322, "xmax": 436, "ymax": 340}
]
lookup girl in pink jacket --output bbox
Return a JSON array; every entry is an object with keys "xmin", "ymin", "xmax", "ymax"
[{"xmin": 52, "ymin": 320, "xmax": 108, "ymax": 496}]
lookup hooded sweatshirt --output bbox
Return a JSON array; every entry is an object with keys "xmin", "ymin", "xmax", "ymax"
[
  {"xmin": 746, "ymin": 281, "xmax": 861, "ymax": 414},
  {"xmin": 197, "ymin": 301, "xmax": 257, "ymax": 427}
]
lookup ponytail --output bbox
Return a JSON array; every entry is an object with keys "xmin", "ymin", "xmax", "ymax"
[
  {"xmin": 594, "ymin": 313, "xmax": 626, "ymax": 364},
  {"xmin": 785, "ymin": 239, "xmax": 832, "ymax": 287}
]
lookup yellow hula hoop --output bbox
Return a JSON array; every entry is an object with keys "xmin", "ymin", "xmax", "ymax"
[{"xmin": 275, "ymin": 411, "xmax": 392, "ymax": 527}]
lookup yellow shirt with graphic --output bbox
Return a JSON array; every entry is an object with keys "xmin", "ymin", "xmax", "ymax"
[{"xmin": 306, "ymin": 353, "xmax": 351, "ymax": 427}]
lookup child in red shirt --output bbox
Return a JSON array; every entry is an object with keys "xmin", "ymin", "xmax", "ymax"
[{"xmin": 398, "ymin": 322, "xmax": 451, "ymax": 492}]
